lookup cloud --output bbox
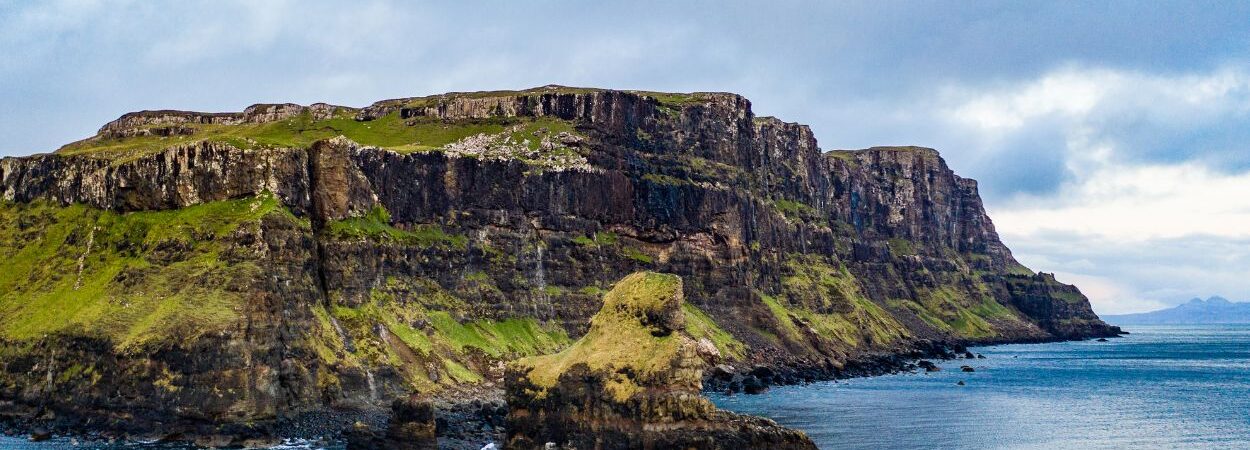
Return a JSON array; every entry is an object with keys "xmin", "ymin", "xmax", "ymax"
[
  {"xmin": 920, "ymin": 66, "xmax": 1250, "ymax": 312},
  {"xmin": 995, "ymin": 161, "xmax": 1250, "ymax": 242},
  {"xmin": 3, "ymin": 2, "xmax": 1250, "ymax": 315}
]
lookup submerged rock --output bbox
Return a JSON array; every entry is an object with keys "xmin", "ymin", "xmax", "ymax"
[{"xmin": 505, "ymin": 272, "xmax": 816, "ymax": 449}]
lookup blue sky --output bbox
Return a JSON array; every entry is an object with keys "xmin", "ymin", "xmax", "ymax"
[{"xmin": 3, "ymin": 0, "xmax": 1249, "ymax": 313}]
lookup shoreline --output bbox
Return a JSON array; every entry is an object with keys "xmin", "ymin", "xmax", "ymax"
[{"xmin": 0, "ymin": 330, "xmax": 1122, "ymax": 448}]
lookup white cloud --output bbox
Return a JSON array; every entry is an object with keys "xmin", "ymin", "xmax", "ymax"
[
  {"xmin": 945, "ymin": 66, "xmax": 1250, "ymax": 135},
  {"xmin": 995, "ymin": 162, "xmax": 1250, "ymax": 242},
  {"xmin": 1048, "ymin": 271, "xmax": 1168, "ymax": 315},
  {"xmin": 934, "ymin": 65, "xmax": 1250, "ymax": 312}
]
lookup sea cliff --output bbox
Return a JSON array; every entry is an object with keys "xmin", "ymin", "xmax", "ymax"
[{"xmin": 0, "ymin": 86, "xmax": 1118, "ymax": 445}]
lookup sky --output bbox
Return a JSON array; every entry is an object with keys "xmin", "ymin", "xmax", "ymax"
[{"xmin": 2, "ymin": 0, "xmax": 1249, "ymax": 313}]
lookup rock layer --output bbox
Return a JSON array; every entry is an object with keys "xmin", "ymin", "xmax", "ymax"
[{"xmin": 0, "ymin": 86, "xmax": 1119, "ymax": 440}]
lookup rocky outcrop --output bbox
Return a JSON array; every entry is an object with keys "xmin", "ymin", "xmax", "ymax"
[
  {"xmin": 505, "ymin": 272, "xmax": 816, "ymax": 449},
  {"xmin": 345, "ymin": 396, "xmax": 438, "ymax": 450},
  {"xmin": 0, "ymin": 86, "xmax": 1119, "ymax": 443}
]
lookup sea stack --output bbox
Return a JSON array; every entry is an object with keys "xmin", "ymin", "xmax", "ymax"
[{"xmin": 505, "ymin": 271, "xmax": 816, "ymax": 449}]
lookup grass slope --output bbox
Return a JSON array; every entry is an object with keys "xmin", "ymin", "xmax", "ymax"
[{"xmin": 0, "ymin": 194, "xmax": 297, "ymax": 351}]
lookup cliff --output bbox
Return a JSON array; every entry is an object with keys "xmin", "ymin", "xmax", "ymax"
[{"xmin": 0, "ymin": 85, "xmax": 1119, "ymax": 442}]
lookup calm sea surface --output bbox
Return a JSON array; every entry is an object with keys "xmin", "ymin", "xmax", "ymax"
[
  {"xmin": 4, "ymin": 325, "xmax": 1248, "ymax": 449},
  {"xmin": 711, "ymin": 325, "xmax": 1250, "ymax": 449}
]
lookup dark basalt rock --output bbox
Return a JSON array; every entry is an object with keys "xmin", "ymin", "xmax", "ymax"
[
  {"xmin": 28, "ymin": 428, "xmax": 51, "ymax": 442},
  {"xmin": 0, "ymin": 87, "xmax": 1120, "ymax": 442},
  {"xmin": 345, "ymin": 396, "xmax": 437, "ymax": 450},
  {"xmin": 918, "ymin": 360, "xmax": 940, "ymax": 372},
  {"xmin": 961, "ymin": 366, "xmax": 975, "ymax": 372}
]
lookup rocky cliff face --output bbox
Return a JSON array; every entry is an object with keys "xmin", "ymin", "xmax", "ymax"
[{"xmin": 0, "ymin": 86, "xmax": 1118, "ymax": 440}]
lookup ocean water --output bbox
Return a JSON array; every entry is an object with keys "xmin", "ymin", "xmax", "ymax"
[
  {"xmin": 4, "ymin": 325, "xmax": 1247, "ymax": 449},
  {"xmin": 711, "ymin": 325, "xmax": 1250, "ymax": 449}
]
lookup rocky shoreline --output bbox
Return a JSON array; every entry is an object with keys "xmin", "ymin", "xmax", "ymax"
[{"xmin": 1, "ymin": 330, "xmax": 1123, "ymax": 448}]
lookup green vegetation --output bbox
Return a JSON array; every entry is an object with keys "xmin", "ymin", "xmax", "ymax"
[
  {"xmin": 824, "ymin": 150, "xmax": 861, "ymax": 167},
  {"xmin": 642, "ymin": 173, "xmax": 690, "ymax": 186},
  {"xmin": 887, "ymin": 237, "xmax": 916, "ymax": 256},
  {"xmin": 570, "ymin": 235, "xmax": 596, "ymax": 247},
  {"xmin": 521, "ymin": 272, "xmax": 688, "ymax": 402},
  {"xmin": 577, "ymin": 286, "xmax": 606, "ymax": 297},
  {"xmin": 773, "ymin": 255, "xmax": 912, "ymax": 349},
  {"xmin": 0, "ymin": 194, "xmax": 297, "ymax": 351},
  {"xmin": 56, "ymin": 107, "xmax": 580, "ymax": 161},
  {"xmin": 631, "ymin": 91, "xmax": 707, "ymax": 108},
  {"xmin": 773, "ymin": 199, "xmax": 818, "ymax": 222},
  {"xmin": 682, "ymin": 303, "xmax": 746, "ymax": 359},
  {"xmin": 593, "ymin": 231, "xmax": 619, "ymax": 246},
  {"xmin": 898, "ymin": 284, "xmax": 1023, "ymax": 339},
  {"xmin": 325, "ymin": 205, "xmax": 467, "ymax": 249},
  {"xmin": 322, "ymin": 280, "xmax": 570, "ymax": 391},
  {"xmin": 622, "ymin": 246, "xmax": 654, "ymax": 264}
]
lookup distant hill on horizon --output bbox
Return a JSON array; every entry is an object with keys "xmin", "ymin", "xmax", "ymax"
[{"xmin": 1103, "ymin": 296, "xmax": 1250, "ymax": 325}]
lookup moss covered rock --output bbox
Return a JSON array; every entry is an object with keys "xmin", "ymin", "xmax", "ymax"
[{"xmin": 505, "ymin": 271, "xmax": 815, "ymax": 450}]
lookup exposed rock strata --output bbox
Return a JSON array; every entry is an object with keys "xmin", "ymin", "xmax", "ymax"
[{"xmin": 0, "ymin": 86, "xmax": 1119, "ymax": 442}]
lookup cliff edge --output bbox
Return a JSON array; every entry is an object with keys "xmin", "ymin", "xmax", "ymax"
[{"xmin": 0, "ymin": 85, "xmax": 1119, "ymax": 442}]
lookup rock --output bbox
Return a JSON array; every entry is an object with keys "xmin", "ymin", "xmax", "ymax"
[
  {"xmin": 917, "ymin": 360, "xmax": 940, "ymax": 372},
  {"xmin": 28, "ymin": 429, "xmax": 51, "ymax": 442},
  {"xmin": 1096, "ymin": 338, "xmax": 1108, "ymax": 342},
  {"xmin": 960, "ymin": 366, "xmax": 975, "ymax": 372},
  {"xmin": 0, "ymin": 86, "xmax": 1120, "ymax": 440},
  {"xmin": 976, "ymin": 353, "xmax": 986, "ymax": 359},
  {"xmin": 957, "ymin": 380, "xmax": 966, "ymax": 386},
  {"xmin": 697, "ymin": 337, "xmax": 722, "ymax": 361},
  {"xmin": 709, "ymin": 364, "xmax": 737, "ymax": 379},
  {"xmin": 344, "ymin": 396, "xmax": 437, "ymax": 449},
  {"xmin": 505, "ymin": 272, "xmax": 815, "ymax": 449},
  {"xmin": 742, "ymin": 375, "xmax": 770, "ymax": 394},
  {"xmin": 963, "ymin": 351, "xmax": 976, "ymax": 359}
]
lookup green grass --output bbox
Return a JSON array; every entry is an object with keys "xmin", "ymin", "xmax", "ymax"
[
  {"xmin": 903, "ymin": 284, "xmax": 1027, "ymax": 339},
  {"xmin": 773, "ymin": 199, "xmax": 817, "ymax": 222},
  {"xmin": 774, "ymin": 255, "xmax": 911, "ymax": 348},
  {"xmin": 682, "ymin": 303, "xmax": 746, "ymax": 359},
  {"xmin": 0, "ymin": 194, "xmax": 295, "ymax": 351},
  {"xmin": 325, "ymin": 205, "xmax": 467, "ymax": 249},
  {"xmin": 570, "ymin": 235, "xmax": 596, "ymax": 247},
  {"xmin": 887, "ymin": 238, "xmax": 916, "ymax": 256},
  {"xmin": 642, "ymin": 173, "xmax": 690, "ymax": 186},
  {"xmin": 519, "ymin": 272, "xmax": 689, "ymax": 402},
  {"xmin": 56, "ymin": 108, "xmax": 579, "ymax": 161},
  {"xmin": 622, "ymin": 246, "xmax": 654, "ymax": 264},
  {"xmin": 631, "ymin": 91, "xmax": 708, "ymax": 107},
  {"xmin": 325, "ymin": 282, "xmax": 570, "ymax": 390},
  {"xmin": 594, "ymin": 231, "xmax": 619, "ymax": 246}
]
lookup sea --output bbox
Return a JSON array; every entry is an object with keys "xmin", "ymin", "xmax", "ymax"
[
  {"xmin": 712, "ymin": 325, "xmax": 1250, "ymax": 449},
  {"xmin": 4, "ymin": 325, "xmax": 1247, "ymax": 449}
]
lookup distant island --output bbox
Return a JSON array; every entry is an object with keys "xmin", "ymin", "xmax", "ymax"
[{"xmin": 1103, "ymin": 296, "xmax": 1250, "ymax": 325}]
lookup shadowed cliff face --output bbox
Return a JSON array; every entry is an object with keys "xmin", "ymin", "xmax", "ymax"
[{"xmin": 0, "ymin": 86, "xmax": 1118, "ymax": 436}]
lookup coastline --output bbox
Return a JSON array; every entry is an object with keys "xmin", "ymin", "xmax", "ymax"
[{"xmin": 0, "ymin": 328, "xmax": 1123, "ymax": 448}]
